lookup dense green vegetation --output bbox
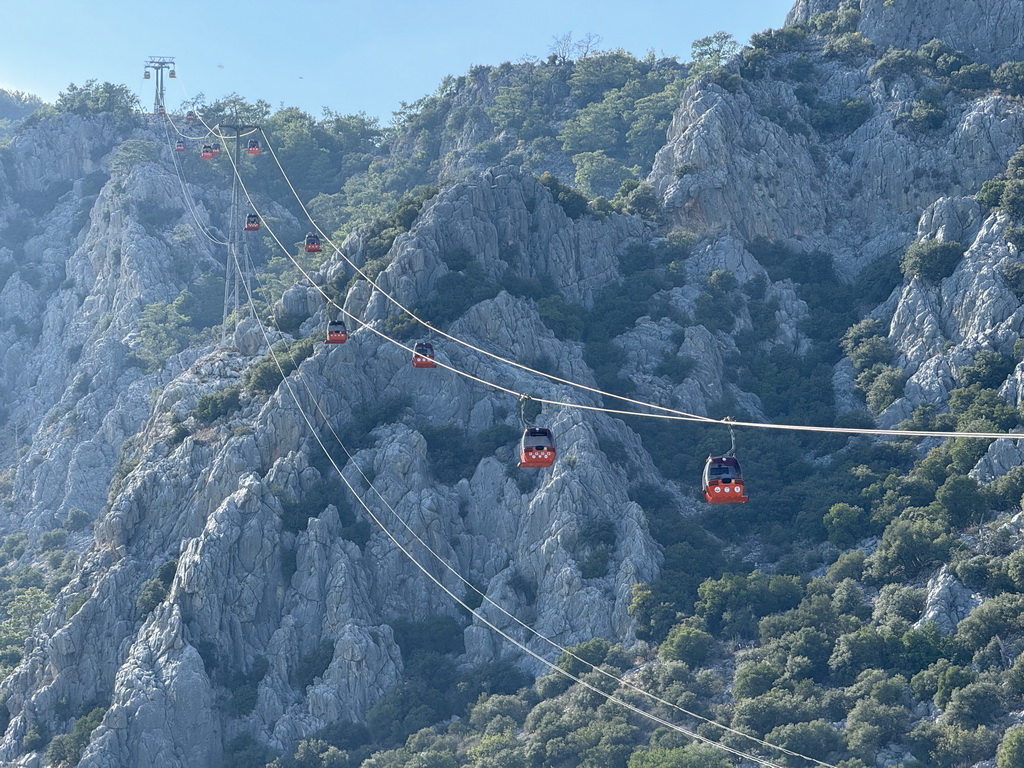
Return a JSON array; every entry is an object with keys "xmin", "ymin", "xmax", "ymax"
[{"xmin": 0, "ymin": 88, "xmax": 43, "ymax": 142}]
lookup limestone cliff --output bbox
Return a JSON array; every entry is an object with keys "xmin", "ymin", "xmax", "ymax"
[{"xmin": 2, "ymin": 0, "xmax": 1024, "ymax": 765}]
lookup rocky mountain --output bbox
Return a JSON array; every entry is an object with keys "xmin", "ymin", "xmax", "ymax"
[{"xmin": 2, "ymin": 1, "xmax": 1024, "ymax": 766}]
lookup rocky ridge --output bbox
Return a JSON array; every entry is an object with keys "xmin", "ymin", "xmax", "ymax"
[{"xmin": 1, "ymin": 0, "xmax": 1024, "ymax": 765}]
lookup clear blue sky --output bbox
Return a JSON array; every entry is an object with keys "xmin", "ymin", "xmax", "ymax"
[{"xmin": 0, "ymin": 0, "xmax": 794, "ymax": 124}]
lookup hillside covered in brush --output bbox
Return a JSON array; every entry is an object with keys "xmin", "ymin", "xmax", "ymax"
[{"xmin": 3, "ymin": 1, "xmax": 1024, "ymax": 767}]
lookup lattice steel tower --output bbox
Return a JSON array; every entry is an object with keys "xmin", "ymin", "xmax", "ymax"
[{"xmin": 143, "ymin": 57, "xmax": 175, "ymax": 114}]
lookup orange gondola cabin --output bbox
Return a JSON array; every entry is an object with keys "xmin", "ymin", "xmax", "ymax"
[
  {"xmin": 327, "ymin": 320, "xmax": 348, "ymax": 344},
  {"xmin": 200, "ymin": 144, "xmax": 214, "ymax": 159},
  {"xmin": 702, "ymin": 455, "xmax": 749, "ymax": 503},
  {"xmin": 519, "ymin": 427, "xmax": 556, "ymax": 469},
  {"xmin": 175, "ymin": 140, "xmax": 186, "ymax": 152},
  {"xmin": 244, "ymin": 214, "xmax": 261, "ymax": 231},
  {"xmin": 305, "ymin": 233, "xmax": 322, "ymax": 253},
  {"xmin": 247, "ymin": 139, "xmax": 261, "ymax": 155},
  {"xmin": 412, "ymin": 341, "xmax": 436, "ymax": 368}
]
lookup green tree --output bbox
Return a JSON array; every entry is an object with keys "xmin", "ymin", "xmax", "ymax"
[
  {"xmin": 998, "ymin": 724, "xmax": 1024, "ymax": 768},
  {"xmin": 133, "ymin": 301, "xmax": 195, "ymax": 372},
  {"xmin": 950, "ymin": 63, "xmax": 993, "ymax": 92},
  {"xmin": 765, "ymin": 720, "xmax": 844, "ymax": 762},
  {"xmin": 995, "ymin": 62, "xmax": 1024, "ymax": 96},
  {"xmin": 900, "ymin": 239, "xmax": 965, "ymax": 282},
  {"xmin": 659, "ymin": 624, "xmax": 713, "ymax": 666},
  {"xmin": 866, "ymin": 516, "xmax": 952, "ymax": 580},
  {"xmin": 628, "ymin": 744, "xmax": 731, "ymax": 768},
  {"xmin": 45, "ymin": 706, "xmax": 107, "ymax": 767},
  {"xmin": 978, "ymin": 179, "xmax": 1007, "ymax": 209},
  {"xmin": 733, "ymin": 660, "xmax": 782, "ymax": 699},
  {"xmin": 55, "ymin": 80, "xmax": 140, "ymax": 119},
  {"xmin": 862, "ymin": 364, "xmax": 905, "ymax": 414},
  {"xmin": 560, "ymin": 95, "xmax": 627, "ymax": 155},
  {"xmin": 1002, "ymin": 179, "xmax": 1024, "ymax": 219},
  {"xmin": 689, "ymin": 32, "xmax": 739, "ymax": 80},
  {"xmin": 537, "ymin": 172, "xmax": 589, "ymax": 219},
  {"xmin": 196, "ymin": 93, "xmax": 271, "ymax": 125},
  {"xmin": 0, "ymin": 88, "xmax": 43, "ymax": 121},
  {"xmin": 960, "ymin": 349, "xmax": 1016, "ymax": 388},
  {"xmin": 624, "ymin": 81, "xmax": 684, "ymax": 165},
  {"xmin": 935, "ymin": 474, "xmax": 986, "ymax": 528},
  {"xmin": 868, "ymin": 49, "xmax": 922, "ymax": 83},
  {"xmin": 3, "ymin": 587, "xmax": 52, "ymax": 637},
  {"xmin": 624, "ymin": 183, "xmax": 660, "ymax": 218},
  {"xmin": 847, "ymin": 336, "xmax": 892, "ymax": 372},
  {"xmin": 823, "ymin": 32, "xmax": 875, "ymax": 61},
  {"xmin": 569, "ymin": 50, "xmax": 644, "ymax": 106},
  {"xmin": 824, "ymin": 502, "xmax": 869, "ymax": 548},
  {"xmin": 194, "ymin": 386, "xmax": 242, "ymax": 426},
  {"xmin": 943, "ymin": 681, "xmax": 1002, "ymax": 728},
  {"xmin": 573, "ymin": 150, "xmax": 630, "ymax": 199},
  {"xmin": 108, "ymin": 140, "xmax": 160, "ymax": 179}
]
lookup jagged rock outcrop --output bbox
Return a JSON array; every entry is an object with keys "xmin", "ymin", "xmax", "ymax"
[
  {"xmin": 0, "ymin": 118, "xmax": 676, "ymax": 766},
  {"xmin": 788, "ymin": 0, "xmax": 1024, "ymax": 66},
  {"xmin": 650, "ymin": 73, "xmax": 1024, "ymax": 278},
  {"xmin": 916, "ymin": 565, "xmax": 982, "ymax": 634},
  {"xmin": 874, "ymin": 200, "xmax": 1024, "ymax": 426}
]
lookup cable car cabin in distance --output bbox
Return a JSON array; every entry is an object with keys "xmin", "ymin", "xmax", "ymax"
[
  {"xmin": 185, "ymin": 110, "xmax": 197, "ymax": 122},
  {"xmin": 200, "ymin": 145, "xmax": 214, "ymax": 159},
  {"xmin": 412, "ymin": 342, "xmax": 436, "ymax": 368},
  {"xmin": 244, "ymin": 214, "xmax": 261, "ymax": 232},
  {"xmin": 304, "ymin": 234, "xmax": 322, "ymax": 253},
  {"xmin": 326, "ymin": 320, "xmax": 347, "ymax": 344},
  {"xmin": 211, "ymin": 143, "xmax": 222, "ymax": 156},
  {"xmin": 702, "ymin": 455, "xmax": 749, "ymax": 503},
  {"xmin": 175, "ymin": 140, "xmax": 186, "ymax": 152},
  {"xmin": 246, "ymin": 139, "xmax": 261, "ymax": 155},
  {"xmin": 519, "ymin": 427, "xmax": 556, "ymax": 469}
]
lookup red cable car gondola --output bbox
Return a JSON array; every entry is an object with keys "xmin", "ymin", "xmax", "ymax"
[
  {"xmin": 519, "ymin": 427, "xmax": 556, "ymax": 469},
  {"xmin": 412, "ymin": 341, "xmax": 436, "ymax": 368},
  {"xmin": 185, "ymin": 110, "xmax": 197, "ymax": 122},
  {"xmin": 327, "ymin": 319, "xmax": 348, "ymax": 344},
  {"xmin": 200, "ymin": 144, "xmax": 214, "ymax": 159},
  {"xmin": 211, "ymin": 143, "xmax": 222, "ymax": 157},
  {"xmin": 702, "ymin": 455, "xmax": 749, "ymax": 503},
  {"xmin": 175, "ymin": 140, "xmax": 186, "ymax": 152},
  {"xmin": 305, "ymin": 233, "xmax": 322, "ymax": 253},
  {"xmin": 244, "ymin": 214, "xmax": 261, "ymax": 232},
  {"xmin": 246, "ymin": 139, "xmax": 261, "ymax": 155},
  {"xmin": 701, "ymin": 422, "xmax": 748, "ymax": 503},
  {"xmin": 143, "ymin": 70, "xmax": 151, "ymax": 80}
]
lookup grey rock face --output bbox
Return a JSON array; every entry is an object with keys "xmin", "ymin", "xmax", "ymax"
[
  {"xmin": 651, "ymin": 75, "xmax": 1024, "ymax": 279},
  {"xmin": 0, "ymin": 116, "xmax": 677, "ymax": 766},
  {"xmin": 877, "ymin": 202, "xmax": 1024, "ymax": 426},
  {"xmin": 858, "ymin": 0, "xmax": 1024, "ymax": 66},
  {"xmin": 916, "ymin": 566, "xmax": 982, "ymax": 634},
  {"xmin": 786, "ymin": 0, "xmax": 843, "ymax": 24},
  {"xmin": 788, "ymin": 0, "xmax": 1024, "ymax": 67}
]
